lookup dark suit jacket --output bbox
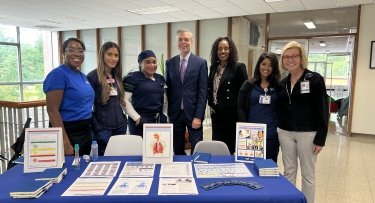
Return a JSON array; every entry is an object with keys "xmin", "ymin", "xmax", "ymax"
[
  {"xmin": 208, "ymin": 62, "xmax": 248, "ymax": 111},
  {"xmin": 166, "ymin": 54, "xmax": 208, "ymax": 122}
]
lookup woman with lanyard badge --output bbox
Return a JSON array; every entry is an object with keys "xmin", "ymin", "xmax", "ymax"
[
  {"xmin": 278, "ymin": 41, "xmax": 328, "ymax": 203},
  {"xmin": 123, "ymin": 50, "xmax": 168, "ymax": 137},
  {"xmin": 87, "ymin": 42, "xmax": 127, "ymax": 156},
  {"xmin": 237, "ymin": 52, "xmax": 281, "ymax": 163}
]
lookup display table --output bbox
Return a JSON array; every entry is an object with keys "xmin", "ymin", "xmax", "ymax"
[{"xmin": 0, "ymin": 156, "xmax": 306, "ymax": 203}]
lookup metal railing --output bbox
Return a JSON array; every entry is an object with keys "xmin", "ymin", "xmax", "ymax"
[{"xmin": 0, "ymin": 100, "xmax": 48, "ymax": 174}]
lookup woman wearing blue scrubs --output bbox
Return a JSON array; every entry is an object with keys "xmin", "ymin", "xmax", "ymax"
[
  {"xmin": 87, "ymin": 42, "xmax": 127, "ymax": 156},
  {"xmin": 238, "ymin": 52, "xmax": 281, "ymax": 163},
  {"xmin": 123, "ymin": 50, "xmax": 167, "ymax": 137}
]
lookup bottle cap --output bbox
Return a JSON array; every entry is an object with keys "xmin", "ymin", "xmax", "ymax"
[
  {"xmin": 92, "ymin": 141, "xmax": 97, "ymax": 145},
  {"xmin": 74, "ymin": 144, "xmax": 80, "ymax": 150},
  {"xmin": 83, "ymin": 155, "xmax": 90, "ymax": 162}
]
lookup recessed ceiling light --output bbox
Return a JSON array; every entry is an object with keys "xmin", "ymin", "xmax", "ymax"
[
  {"xmin": 34, "ymin": 25, "xmax": 59, "ymax": 29},
  {"xmin": 40, "ymin": 17, "xmax": 82, "ymax": 24},
  {"xmin": 304, "ymin": 19, "xmax": 316, "ymax": 29},
  {"xmin": 319, "ymin": 41, "xmax": 326, "ymax": 47},
  {"xmin": 127, "ymin": 6, "xmax": 181, "ymax": 15},
  {"xmin": 264, "ymin": 0, "xmax": 288, "ymax": 2}
]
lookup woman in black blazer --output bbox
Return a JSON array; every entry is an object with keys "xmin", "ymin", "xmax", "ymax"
[{"xmin": 208, "ymin": 37, "xmax": 248, "ymax": 154}]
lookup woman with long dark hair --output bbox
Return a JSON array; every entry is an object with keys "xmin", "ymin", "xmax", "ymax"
[
  {"xmin": 238, "ymin": 52, "xmax": 281, "ymax": 162},
  {"xmin": 87, "ymin": 42, "xmax": 127, "ymax": 155},
  {"xmin": 208, "ymin": 36, "xmax": 248, "ymax": 154}
]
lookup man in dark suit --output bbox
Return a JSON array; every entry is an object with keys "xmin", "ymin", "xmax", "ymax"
[{"xmin": 166, "ymin": 29, "xmax": 208, "ymax": 155}]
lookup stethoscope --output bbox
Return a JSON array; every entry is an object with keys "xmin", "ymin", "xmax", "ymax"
[{"xmin": 285, "ymin": 72, "xmax": 313, "ymax": 104}]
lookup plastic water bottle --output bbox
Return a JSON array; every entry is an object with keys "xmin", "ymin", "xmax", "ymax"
[
  {"xmin": 90, "ymin": 141, "xmax": 99, "ymax": 161},
  {"xmin": 73, "ymin": 144, "xmax": 80, "ymax": 170}
]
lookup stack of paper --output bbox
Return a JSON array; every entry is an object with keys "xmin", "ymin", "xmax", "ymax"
[
  {"xmin": 35, "ymin": 167, "xmax": 67, "ymax": 183},
  {"xmin": 10, "ymin": 180, "xmax": 52, "ymax": 198},
  {"xmin": 254, "ymin": 159, "xmax": 279, "ymax": 177}
]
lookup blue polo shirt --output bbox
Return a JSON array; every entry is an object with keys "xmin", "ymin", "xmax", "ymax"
[
  {"xmin": 43, "ymin": 64, "xmax": 94, "ymax": 121},
  {"xmin": 248, "ymin": 85, "xmax": 279, "ymax": 139}
]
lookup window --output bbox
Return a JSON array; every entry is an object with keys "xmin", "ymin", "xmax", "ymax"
[{"xmin": 0, "ymin": 24, "xmax": 53, "ymax": 101}]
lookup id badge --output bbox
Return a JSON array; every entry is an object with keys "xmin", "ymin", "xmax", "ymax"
[
  {"xmin": 110, "ymin": 87, "xmax": 118, "ymax": 96},
  {"xmin": 259, "ymin": 95, "xmax": 271, "ymax": 104},
  {"xmin": 300, "ymin": 81, "xmax": 310, "ymax": 94}
]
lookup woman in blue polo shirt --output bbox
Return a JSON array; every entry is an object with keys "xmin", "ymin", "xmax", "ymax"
[
  {"xmin": 87, "ymin": 42, "xmax": 127, "ymax": 156},
  {"xmin": 123, "ymin": 50, "xmax": 167, "ymax": 137},
  {"xmin": 237, "ymin": 52, "xmax": 281, "ymax": 163},
  {"xmin": 43, "ymin": 38, "xmax": 94, "ymax": 155}
]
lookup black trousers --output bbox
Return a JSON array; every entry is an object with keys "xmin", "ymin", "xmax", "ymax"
[
  {"xmin": 63, "ymin": 118, "xmax": 92, "ymax": 155},
  {"xmin": 173, "ymin": 110, "xmax": 203, "ymax": 155},
  {"xmin": 211, "ymin": 108, "xmax": 237, "ymax": 154},
  {"xmin": 266, "ymin": 137, "xmax": 280, "ymax": 163}
]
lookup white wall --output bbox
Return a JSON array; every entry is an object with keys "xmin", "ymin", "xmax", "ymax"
[
  {"xmin": 100, "ymin": 27, "xmax": 117, "ymax": 45},
  {"xmin": 199, "ymin": 18, "xmax": 228, "ymax": 67},
  {"xmin": 145, "ymin": 23, "xmax": 167, "ymax": 75},
  {"xmin": 121, "ymin": 26, "xmax": 141, "ymax": 76},
  {"xmin": 232, "ymin": 16, "xmax": 265, "ymax": 77},
  {"xmin": 351, "ymin": 4, "xmax": 375, "ymax": 135},
  {"xmin": 80, "ymin": 29, "xmax": 96, "ymax": 74}
]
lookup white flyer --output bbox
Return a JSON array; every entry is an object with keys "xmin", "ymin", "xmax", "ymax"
[
  {"xmin": 108, "ymin": 178, "xmax": 153, "ymax": 195},
  {"xmin": 159, "ymin": 162, "xmax": 193, "ymax": 178},
  {"xmin": 81, "ymin": 161, "xmax": 121, "ymax": 178},
  {"xmin": 61, "ymin": 177, "xmax": 112, "ymax": 196},
  {"xmin": 158, "ymin": 178, "xmax": 198, "ymax": 195},
  {"xmin": 119, "ymin": 162, "xmax": 155, "ymax": 177}
]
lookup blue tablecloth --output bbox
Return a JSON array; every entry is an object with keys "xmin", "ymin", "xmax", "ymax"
[{"xmin": 0, "ymin": 156, "xmax": 306, "ymax": 203}]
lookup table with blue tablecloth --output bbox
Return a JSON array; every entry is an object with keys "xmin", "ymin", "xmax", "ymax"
[{"xmin": 0, "ymin": 156, "xmax": 306, "ymax": 203}]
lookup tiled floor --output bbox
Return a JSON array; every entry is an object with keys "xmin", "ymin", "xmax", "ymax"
[{"xmin": 202, "ymin": 113, "xmax": 375, "ymax": 203}]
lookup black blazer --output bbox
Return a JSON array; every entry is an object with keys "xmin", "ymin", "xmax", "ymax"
[{"xmin": 208, "ymin": 62, "xmax": 248, "ymax": 111}]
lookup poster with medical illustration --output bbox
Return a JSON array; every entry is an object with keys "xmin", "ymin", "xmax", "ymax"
[
  {"xmin": 235, "ymin": 122, "xmax": 266, "ymax": 163},
  {"xmin": 143, "ymin": 124, "xmax": 173, "ymax": 164}
]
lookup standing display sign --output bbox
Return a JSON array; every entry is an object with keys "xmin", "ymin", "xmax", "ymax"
[
  {"xmin": 24, "ymin": 128, "xmax": 64, "ymax": 173},
  {"xmin": 235, "ymin": 122, "xmax": 266, "ymax": 163}
]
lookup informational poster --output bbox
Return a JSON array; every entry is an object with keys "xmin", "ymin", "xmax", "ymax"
[
  {"xmin": 235, "ymin": 122, "xmax": 267, "ymax": 163},
  {"xmin": 142, "ymin": 124, "xmax": 173, "ymax": 164},
  {"xmin": 24, "ymin": 128, "xmax": 64, "ymax": 173}
]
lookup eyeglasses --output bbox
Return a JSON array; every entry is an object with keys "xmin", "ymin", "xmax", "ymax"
[
  {"xmin": 65, "ymin": 48, "xmax": 85, "ymax": 55},
  {"xmin": 283, "ymin": 54, "xmax": 300, "ymax": 61}
]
